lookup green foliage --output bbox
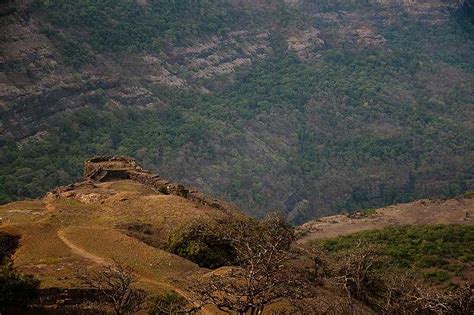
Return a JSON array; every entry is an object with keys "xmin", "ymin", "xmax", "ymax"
[
  {"xmin": 0, "ymin": 261, "xmax": 39, "ymax": 309},
  {"xmin": 0, "ymin": 232, "xmax": 20, "ymax": 263},
  {"xmin": 0, "ymin": 105, "xmax": 214, "ymax": 203},
  {"xmin": 318, "ymin": 225, "xmax": 474, "ymax": 283},
  {"xmin": 455, "ymin": 0, "xmax": 474, "ymax": 34},
  {"xmin": 1, "ymin": 0, "xmax": 473, "ymax": 221},
  {"xmin": 50, "ymin": 31, "xmax": 94, "ymax": 67},
  {"xmin": 423, "ymin": 270, "xmax": 450, "ymax": 284},
  {"xmin": 303, "ymin": 0, "xmax": 381, "ymax": 13},
  {"xmin": 362, "ymin": 208, "xmax": 376, "ymax": 216},
  {"xmin": 34, "ymin": 0, "xmax": 250, "ymax": 53},
  {"xmin": 166, "ymin": 220, "xmax": 236, "ymax": 269},
  {"xmin": 464, "ymin": 191, "xmax": 474, "ymax": 198}
]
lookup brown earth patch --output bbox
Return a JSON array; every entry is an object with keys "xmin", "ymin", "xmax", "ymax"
[{"xmin": 297, "ymin": 197, "xmax": 474, "ymax": 243}]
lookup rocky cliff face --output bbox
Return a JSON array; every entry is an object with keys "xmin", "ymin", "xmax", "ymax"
[
  {"xmin": 0, "ymin": 0, "xmax": 460, "ymax": 142},
  {"xmin": 1, "ymin": 0, "xmax": 472, "ymax": 222},
  {"xmin": 0, "ymin": 2, "xmax": 273, "ymax": 141},
  {"xmin": 1, "ymin": 0, "xmax": 461, "ymax": 131},
  {"xmin": 48, "ymin": 156, "xmax": 238, "ymax": 212}
]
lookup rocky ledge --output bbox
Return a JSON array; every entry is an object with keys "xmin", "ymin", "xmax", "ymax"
[{"xmin": 48, "ymin": 156, "xmax": 237, "ymax": 212}]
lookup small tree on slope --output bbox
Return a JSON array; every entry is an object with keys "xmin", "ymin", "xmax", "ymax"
[
  {"xmin": 77, "ymin": 260, "xmax": 146, "ymax": 315},
  {"xmin": 189, "ymin": 214, "xmax": 312, "ymax": 315}
]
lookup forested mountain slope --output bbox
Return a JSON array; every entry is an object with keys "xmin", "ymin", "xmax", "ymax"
[
  {"xmin": 1, "ymin": 0, "xmax": 473, "ymax": 222},
  {"xmin": 1, "ymin": 159, "xmax": 472, "ymax": 313}
]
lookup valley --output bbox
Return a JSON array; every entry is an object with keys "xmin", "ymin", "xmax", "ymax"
[
  {"xmin": 1, "ymin": 1, "xmax": 473, "ymax": 312},
  {"xmin": 1, "ymin": 0, "xmax": 473, "ymax": 222}
]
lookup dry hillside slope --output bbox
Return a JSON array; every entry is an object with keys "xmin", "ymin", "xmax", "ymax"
[
  {"xmin": 0, "ymin": 157, "xmax": 241, "ymax": 312},
  {"xmin": 0, "ymin": 157, "xmax": 473, "ymax": 313},
  {"xmin": 298, "ymin": 196, "xmax": 474, "ymax": 242}
]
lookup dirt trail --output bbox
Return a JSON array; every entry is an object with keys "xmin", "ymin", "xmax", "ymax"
[
  {"xmin": 57, "ymin": 228, "xmax": 213, "ymax": 315},
  {"xmin": 57, "ymin": 229, "xmax": 108, "ymax": 265}
]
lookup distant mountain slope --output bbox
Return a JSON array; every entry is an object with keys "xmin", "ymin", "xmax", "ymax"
[
  {"xmin": 1, "ymin": 0, "xmax": 473, "ymax": 222},
  {"xmin": 298, "ymin": 194, "xmax": 474, "ymax": 242}
]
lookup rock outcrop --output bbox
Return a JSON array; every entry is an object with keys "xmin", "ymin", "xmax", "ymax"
[{"xmin": 72, "ymin": 156, "xmax": 235, "ymax": 212}]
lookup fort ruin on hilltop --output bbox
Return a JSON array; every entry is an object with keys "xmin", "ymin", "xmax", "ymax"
[
  {"xmin": 84, "ymin": 156, "xmax": 146, "ymax": 182},
  {"xmin": 84, "ymin": 156, "xmax": 188, "ymax": 197},
  {"xmin": 80, "ymin": 156, "xmax": 234, "ymax": 211}
]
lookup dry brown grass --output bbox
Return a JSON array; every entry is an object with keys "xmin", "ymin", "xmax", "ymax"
[
  {"xmin": 0, "ymin": 200, "xmax": 48, "ymax": 225},
  {"xmin": 298, "ymin": 197, "xmax": 474, "ymax": 243},
  {"xmin": 61, "ymin": 226, "xmax": 201, "ymax": 280},
  {"xmin": 5, "ymin": 177, "xmax": 471, "ymax": 311},
  {"xmin": 0, "ymin": 179, "xmax": 222, "ymax": 296},
  {"xmin": 0, "ymin": 223, "xmax": 85, "ymax": 288}
]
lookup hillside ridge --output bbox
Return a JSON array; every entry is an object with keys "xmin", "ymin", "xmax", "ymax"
[
  {"xmin": 47, "ymin": 156, "xmax": 237, "ymax": 213},
  {"xmin": 0, "ymin": 156, "xmax": 472, "ymax": 313},
  {"xmin": 298, "ymin": 195, "xmax": 474, "ymax": 242}
]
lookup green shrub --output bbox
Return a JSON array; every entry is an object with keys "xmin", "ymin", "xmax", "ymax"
[
  {"xmin": 362, "ymin": 208, "xmax": 377, "ymax": 216},
  {"xmin": 464, "ymin": 191, "xmax": 474, "ymax": 199},
  {"xmin": 0, "ymin": 261, "xmax": 40, "ymax": 309},
  {"xmin": 0, "ymin": 232, "xmax": 20, "ymax": 262},
  {"xmin": 423, "ymin": 270, "xmax": 449, "ymax": 284},
  {"xmin": 316, "ymin": 225, "xmax": 474, "ymax": 282},
  {"xmin": 415, "ymin": 254, "xmax": 446, "ymax": 268},
  {"xmin": 166, "ymin": 220, "xmax": 237, "ymax": 269}
]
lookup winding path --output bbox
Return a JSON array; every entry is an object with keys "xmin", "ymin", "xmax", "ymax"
[
  {"xmin": 57, "ymin": 229, "xmax": 108, "ymax": 265},
  {"xmin": 57, "ymin": 228, "xmax": 213, "ymax": 314}
]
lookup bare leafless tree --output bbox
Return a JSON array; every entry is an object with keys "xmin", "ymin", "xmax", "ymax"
[
  {"xmin": 321, "ymin": 245, "xmax": 474, "ymax": 315},
  {"xmin": 189, "ymin": 214, "xmax": 313, "ymax": 315},
  {"xmin": 77, "ymin": 260, "xmax": 146, "ymax": 315},
  {"xmin": 328, "ymin": 243, "xmax": 385, "ymax": 306},
  {"xmin": 148, "ymin": 291, "xmax": 192, "ymax": 315},
  {"xmin": 382, "ymin": 273, "xmax": 473, "ymax": 314},
  {"xmin": 187, "ymin": 216, "xmax": 473, "ymax": 315}
]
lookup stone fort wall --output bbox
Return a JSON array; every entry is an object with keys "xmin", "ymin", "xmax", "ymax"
[{"xmin": 82, "ymin": 156, "xmax": 236, "ymax": 212}]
